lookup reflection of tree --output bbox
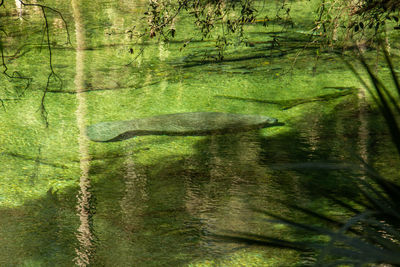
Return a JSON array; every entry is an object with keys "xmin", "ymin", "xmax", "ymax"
[
  {"xmin": 120, "ymin": 156, "xmax": 148, "ymax": 232},
  {"xmin": 71, "ymin": 0, "xmax": 95, "ymax": 266},
  {"xmin": 357, "ymin": 85, "xmax": 369, "ymax": 175},
  {"xmin": 183, "ymin": 133, "xmax": 276, "ymax": 254}
]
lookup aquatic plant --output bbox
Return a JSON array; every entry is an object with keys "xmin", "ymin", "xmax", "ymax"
[{"xmin": 218, "ymin": 48, "xmax": 400, "ymax": 266}]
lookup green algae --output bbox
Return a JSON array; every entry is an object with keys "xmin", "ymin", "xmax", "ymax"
[{"xmin": 0, "ymin": 0, "xmax": 399, "ymax": 266}]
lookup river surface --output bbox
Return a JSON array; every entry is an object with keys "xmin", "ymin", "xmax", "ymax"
[{"xmin": 1, "ymin": 0, "xmax": 399, "ymax": 266}]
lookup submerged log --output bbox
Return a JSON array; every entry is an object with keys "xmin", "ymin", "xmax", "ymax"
[{"xmin": 87, "ymin": 112, "xmax": 280, "ymax": 142}]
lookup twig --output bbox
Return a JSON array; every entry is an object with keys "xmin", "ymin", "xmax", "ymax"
[{"xmin": 125, "ymin": 47, "xmax": 145, "ymax": 66}]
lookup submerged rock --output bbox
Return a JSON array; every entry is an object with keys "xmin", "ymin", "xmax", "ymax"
[{"xmin": 87, "ymin": 112, "xmax": 279, "ymax": 142}]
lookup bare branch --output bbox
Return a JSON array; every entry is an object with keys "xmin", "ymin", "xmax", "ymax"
[{"xmin": 19, "ymin": 0, "xmax": 72, "ymax": 46}]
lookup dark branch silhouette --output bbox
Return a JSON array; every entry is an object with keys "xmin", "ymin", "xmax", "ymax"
[{"xmin": 1, "ymin": 1, "xmax": 73, "ymax": 126}]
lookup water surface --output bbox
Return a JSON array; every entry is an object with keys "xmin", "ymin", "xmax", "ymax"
[{"xmin": 0, "ymin": 0, "xmax": 399, "ymax": 266}]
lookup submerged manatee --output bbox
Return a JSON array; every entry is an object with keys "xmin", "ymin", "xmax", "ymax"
[{"xmin": 86, "ymin": 112, "xmax": 279, "ymax": 142}]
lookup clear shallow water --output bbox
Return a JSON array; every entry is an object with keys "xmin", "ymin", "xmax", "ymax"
[{"xmin": 1, "ymin": 0, "xmax": 399, "ymax": 266}]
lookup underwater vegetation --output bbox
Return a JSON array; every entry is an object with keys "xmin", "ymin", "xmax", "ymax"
[{"xmin": 219, "ymin": 48, "xmax": 400, "ymax": 266}]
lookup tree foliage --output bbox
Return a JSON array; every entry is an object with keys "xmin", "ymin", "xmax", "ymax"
[
  {"xmin": 147, "ymin": 0, "xmax": 260, "ymax": 38},
  {"xmin": 145, "ymin": 0, "xmax": 400, "ymax": 53},
  {"xmin": 314, "ymin": 0, "xmax": 400, "ymax": 46},
  {"xmin": 146, "ymin": 0, "xmax": 290, "ymax": 58}
]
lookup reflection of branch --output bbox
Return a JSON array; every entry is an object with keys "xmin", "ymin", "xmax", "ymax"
[
  {"xmin": 39, "ymin": 5, "xmax": 61, "ymax": 127},
  {"xmin": 1, "ymin": 39, "xmax": 32, "ymax": 110},
  {"xmin": 46, "ymin": 77, "xmax": 177, "ymax": 94},
  {"xmin": 1, "ymin": 2, "xmax": 71, "ymax": 122},
  {"xmin": 1, "ymin": 151, "xmax": 69, "ymax": 169},
  {"xmin": 19, "ymin": 1, "xmax": 72, "ymax": 46},
  {"xmin": 15, "ymin": 1, "xmax": 69, "ymax": 127},
  {"xmin": 1, "ymin": 1, "xmax": 71, "ymax": 126}
]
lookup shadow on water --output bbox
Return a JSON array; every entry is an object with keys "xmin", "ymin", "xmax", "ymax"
[
  {"xmin": 0, "ymin": 188, "xmax": 78, "ymax": 266},
  {"xmin": 214, "ymin": 90, "xmax": 356, "ymax": 110},
  {"xmin": 0, "ymin": 94, "xmax": 387, "ymax": 266}
]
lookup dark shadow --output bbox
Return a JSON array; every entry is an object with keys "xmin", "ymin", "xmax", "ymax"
[{"xmin": 215, "ymin": 90, "xmax": 355, "ymax": 110}]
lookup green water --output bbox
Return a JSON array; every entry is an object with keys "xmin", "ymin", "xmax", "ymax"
[{"xmin": 1, "ymin": 0, "xmax": 399, "ymax": 266}]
